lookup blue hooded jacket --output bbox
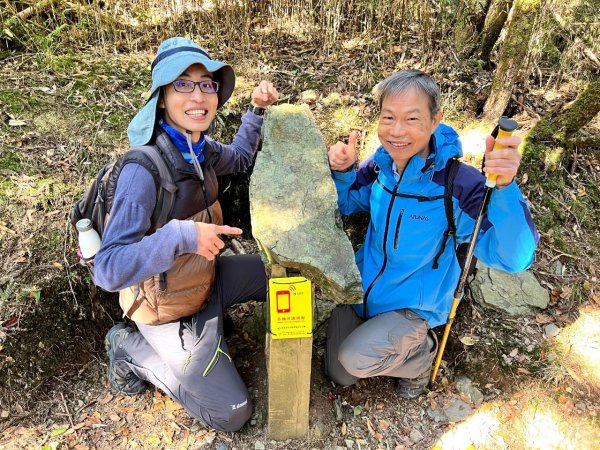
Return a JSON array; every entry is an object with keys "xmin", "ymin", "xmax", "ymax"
[{"xmin": 332, "ymin": 123, "xmax": 539, "ymax": 328}]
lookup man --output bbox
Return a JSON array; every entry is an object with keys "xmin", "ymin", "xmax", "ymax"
[{"xmin": 325, "ymin": 69, "xmax": 538, "ymax": 398}]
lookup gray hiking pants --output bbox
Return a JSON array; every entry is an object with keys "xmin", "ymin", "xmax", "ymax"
[
  {"xmin": 113, "ymin": 255, "xmax": 267, "ymax": 432},
  {"xmin": 325, "ymin": 305, "xmax": 438, "ymax": 386}
]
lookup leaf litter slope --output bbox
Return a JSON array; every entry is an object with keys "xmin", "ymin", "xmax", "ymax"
[{"xmin": 0, "ymin": 38, "xmax": 599, "ymax": 449}]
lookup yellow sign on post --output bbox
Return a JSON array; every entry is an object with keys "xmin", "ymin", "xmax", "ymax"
[{"xmin": 269, "ymin": 277, "xmax": 312, "ymax": 339}]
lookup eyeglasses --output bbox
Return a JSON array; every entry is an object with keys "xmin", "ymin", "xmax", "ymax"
[{"xmin": 171, "ymin": 79, "xmax": 220, "ymax": 94}]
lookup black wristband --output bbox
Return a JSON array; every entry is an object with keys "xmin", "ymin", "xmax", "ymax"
[{"xmin": 248, "ymin": 104, "xmax": 266, "ymax": 116}]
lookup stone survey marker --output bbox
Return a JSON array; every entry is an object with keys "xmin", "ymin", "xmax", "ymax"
[{"xmin": 250, "ymin": 104, "xmax": 362, "ymax": 304}]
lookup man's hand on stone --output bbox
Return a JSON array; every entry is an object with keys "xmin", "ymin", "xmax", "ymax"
[
  {"xmin": 251, "ymin": 80, "xmax": 279, "ymax": 108},
  {"xmin": 194, "ymin": 223, "xmax": 242, "ymax": 261},
  {"xmin": 328, "ymin": 130, "xmax": 358, "ymax": 172},
  {"xmin": 483, "ymin": 135, "xmax": 522, "ymax": 188}
]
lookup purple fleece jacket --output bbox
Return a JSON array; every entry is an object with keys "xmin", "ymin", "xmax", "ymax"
[{"xmin": 94, "ymin": 111, "xmax": 263, "ymax": 292}]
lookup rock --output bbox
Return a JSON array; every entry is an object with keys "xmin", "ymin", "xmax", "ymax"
[
  {"xmin": 190, "ymin": 420, "xmax": 204, "ymax": 432},
  {"xmin": 454, "ymin": 375, "xmax": 484, "ymax": 406},
  {"xmin": 215, "ymin": 444, "xmax": 228, "ymax": 450},
  {"xmin": 221, "ymin": 248, "xmax": 235, "ymax": 257},
  {"xmin": 470, "ymin": 262, "xmax": 549, "ymax": 314},
  {"xmin": 409, "ymin": 428, "xmax": 424, "ymax": 442},
  {"xmin": 544, "ymin": 323, "xmax": 560, "ymax": 338},
  {"xmin": 345, "ymin": 439, "xmax": 354, "ymax": 449},
  {"xmin": 243, "ymin": 304, "xmax": 267, "ymax": 342},
  {"xmin": 300, "ymin": 90, "xmax": 318, "ymax": 103},
  {"xmin": 311, "ymin": 420, "xmax": 327, "ymax": 439},
  {"xmin": 254, "ymin": 441, "xmax": 266, "ymax": 450},
  {"xmin": 427, "ymin": 407, "xmax": 446, "ymax": 423},
  {"xmin": 444, "ymin": 399, "xmax": 472, "ymax": 422},
  {"xmin": 250, "ymin": 104, "xmax": 362, "ymax": 304},
  {"xmin": 550, "ymin": 260, "xmax": 564, "ymax": 276},
  {"xmin": 333, "ymin": 396, "xmax": 343, "ymax": 424},
  {"xmin": 427, "ymin": 399, "xmax": 472, "ymax": 423}
]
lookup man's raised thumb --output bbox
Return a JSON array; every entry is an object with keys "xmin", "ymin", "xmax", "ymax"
[{"xmin": 348, "ymin": 130, "xmax": 359, "ymax": 151}]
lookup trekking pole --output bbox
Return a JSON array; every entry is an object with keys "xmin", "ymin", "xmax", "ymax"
[{"xmin": 429, "ymin": 117, "xmax": 518, "ymax": 387}]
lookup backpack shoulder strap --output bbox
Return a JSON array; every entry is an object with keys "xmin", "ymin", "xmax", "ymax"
[
  {"xmin": 444, "ymin": 157, "xmax": 460, "ymax": 236},
  {"xmin": 432, "ymin": 158, "xmax": 460, "ymax": 269},
  {"xmin": 130, "ymin": 145, "xmax": 177, "ymax": 228}
]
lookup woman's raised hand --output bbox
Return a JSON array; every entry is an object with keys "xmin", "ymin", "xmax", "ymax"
[{"xmin": 251, "ymin": 80, "xmax": 279, "ymax": 108}]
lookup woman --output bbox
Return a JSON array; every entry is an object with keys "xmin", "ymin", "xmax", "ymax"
[{"xmin": 94, "ymin": 37, "xmax": 279, "ymax": 432}]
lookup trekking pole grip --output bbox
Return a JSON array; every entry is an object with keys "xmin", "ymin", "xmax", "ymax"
[{"xmin": 486, "ymin": 117, "xmax": 518, "ymax": 188}]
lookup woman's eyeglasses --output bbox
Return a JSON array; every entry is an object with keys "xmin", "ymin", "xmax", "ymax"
[{"xmin": 171, "ymin": 80, "xmax": 220, "ymax": 94}]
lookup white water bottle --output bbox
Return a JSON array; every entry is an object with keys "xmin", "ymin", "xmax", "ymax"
[{"xmin": 76, "ymin": 218, "xmax": 102, "ymax": 259}]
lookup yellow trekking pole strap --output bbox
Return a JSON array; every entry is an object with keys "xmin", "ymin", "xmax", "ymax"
[{"xmin": 430, "ymin": 117, "xmax": 518, "ymax": 387}]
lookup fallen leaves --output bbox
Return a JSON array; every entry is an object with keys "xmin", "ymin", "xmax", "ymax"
[
  {"xmin": 2, "ymin": 316, "xmax": 18, "ymax": 328},
  {"xmin": 98, "ymin": 393, "xmax": 113, "ymax": 405},
  {"xmin": 535, "ymin": 313, "xmax": 554, "ymax": 324},
  {"xmin": 141, "ymin": 412, "xmax": 155, "ymax": 423},
  {"xmin": 51, "ymin": 425, "xmax": 69, "ymax": 436},
  {"xmin": 0, "ymin": 222, "xmax": 16, "ymax": 235},
  {"xmin": 366, "ymin": 418, "xmax": 384, "ymax": 441},
  {"xmin": 459, "ymin": 335, "xmax": 480, "ymax": 346}
]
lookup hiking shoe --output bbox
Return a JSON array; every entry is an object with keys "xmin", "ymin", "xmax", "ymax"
[
  {"xmin": 396, "ymin": 368, "xmax": 431, "ymax": 400},
  {"xmin": 105, "ymin": 323, "xmax": 147, "ymax": 395}
]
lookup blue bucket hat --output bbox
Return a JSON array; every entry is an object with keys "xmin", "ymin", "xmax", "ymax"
[{"xmin": 127, "ymin": 37, "xmax": 235, "ymax": 146}]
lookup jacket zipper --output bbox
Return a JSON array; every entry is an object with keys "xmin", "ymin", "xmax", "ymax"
[
  {"xmin": 393, "ymin": 208, "xmax": 405, "ymax": 249},
  {"xmin": 362, "ymin": 177, "xmax": 402, "ymax": 320},
  {"xmin": 202, "ymin": 335, "xmax": 232, "ymax": 377},
  {"xmin": 186, "ymin": 131, "xmax": 213, "ymax": 223}
]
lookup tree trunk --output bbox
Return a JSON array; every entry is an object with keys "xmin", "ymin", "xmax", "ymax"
[
  {"xmin": 529, "ymin": 79, "xmax": 600, "ymax": 144},
  {"xmin": 5, "ymin": 0, "xmax": 58, "ymax": 27},
  {"xmin": 551, "ymin": 11, "xmax": 600, "ymax": 70},
  {"xmin": 477, "ymin": 0, "xmax": 513, "ymax": 62},
  {"xmin": 523, "ymin": 78, "xmax": 600, "ymax": 170},
  {"xmin": 481, "ymin": 0, "xmax": 541, "ymax": 123}
]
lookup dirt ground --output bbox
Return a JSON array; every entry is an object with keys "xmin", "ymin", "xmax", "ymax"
[{"xmin": 1, "ymin": 31, "xmax": 600, "ymax": 449}]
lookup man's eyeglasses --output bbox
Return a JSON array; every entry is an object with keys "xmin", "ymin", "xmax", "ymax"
[{"xmin": 171, "ymin": 79, "xmax": 220, "ymax": 94}]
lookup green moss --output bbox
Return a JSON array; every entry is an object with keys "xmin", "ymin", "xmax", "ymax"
[
  {"xmin": 320, "ymin": 105, "xmax": 362, "ymax": 144},
  {"xmin": 543, "ymin": 41, "xmax": 561, "ymax": 65},
  {"xmin": 105, "ymin": 111, "xmax": 133, "ymax": 128},
  {"xmin": 47, "ymin": 54, "xmax": 78, "ymax": 74},
  {"xmin": 0, "ymin": 177, "xmax": 17, "ymax": 201},
  {"xmin": 0, "ymin": 89, "xmax": 44, "ymax": 115},
  {"xmin": 31, "ymin": 229, "xmax": 64, "ymax": 255},
  {"xmin": 551, "ymin": 234, "xmax": 571, "ymax": 254},
  {"xmin": 570, "ymin": 189, "xmax": 600, "ymax": 232},
  {"xmin": 535, "ymin": 213, "xmax": 556, "ymax": 233},
  {"xmin": 558, "ymin": 81, "xmax": 600, "ymax": 137},
  {"xmin": 0, "ymin": 151, "xmax": 21, "ymax": 172},
  {"xmin": 539, "ymin": 192, "xmax": 563, "ymax": 216}
]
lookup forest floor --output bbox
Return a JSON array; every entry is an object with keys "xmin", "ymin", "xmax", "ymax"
[{"xmin": 1, "ymin": 31, "xmax": 599, "ymax": 450}]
